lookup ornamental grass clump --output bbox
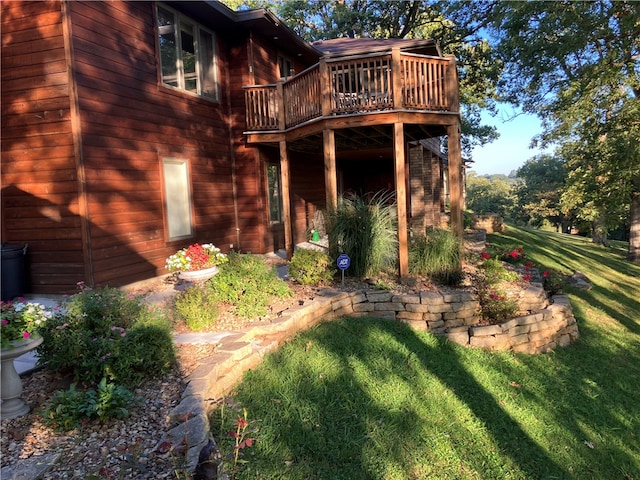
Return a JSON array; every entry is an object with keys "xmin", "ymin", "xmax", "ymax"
[
  {"xmin": 409, "ymin": 228, "xmax": 463, "ymax": 286},
  {"xmin": 166, "ymin": 243, "xmax": 228, "ymax": 272},
  {"xmin": 326, "ymin": 191, "xmax": 398, "ymax": 278},
  {"xmin": 1, "ymin": 299, "xmax": 52, "ymax": 348}
]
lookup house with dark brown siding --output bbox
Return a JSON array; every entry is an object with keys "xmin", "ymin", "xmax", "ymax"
[{"xmin": 1, "ymin": 0, "xmax": 463, "ymax": 296}]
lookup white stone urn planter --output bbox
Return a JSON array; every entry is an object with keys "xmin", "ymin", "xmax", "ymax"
[
  {"xmin": 1, "ymin": 335, "xmax": 43, "ymax": 419},
  {"xmin": 179, "ymin": 266, "xmax": 219, "ymax": 282}
]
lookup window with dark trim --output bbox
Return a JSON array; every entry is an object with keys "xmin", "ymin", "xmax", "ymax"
[
  {"xmin": 267, "ymin": 163, "xmax": 282, "ymax": 223},
  {"xmin": 156, "ymin": 3, "xmax": 219, "ymax": 100}
]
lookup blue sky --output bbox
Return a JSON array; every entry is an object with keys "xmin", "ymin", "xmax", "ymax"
[{"xmin": 468, "ymin": 106, "xmax": 549, "ymax": 176}]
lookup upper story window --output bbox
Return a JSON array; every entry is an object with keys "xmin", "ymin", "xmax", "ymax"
[
  {"xmin": 156, "ymin": 4, "xmax": 219, "ymax": 101},
  {"xmin": 278, "ymin": 55, "xmax": 294, "ymax": 80}
]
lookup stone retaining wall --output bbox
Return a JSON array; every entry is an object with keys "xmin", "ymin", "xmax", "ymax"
[{"xmin": 164, "ymin": 285, "xmax": 578, "ymax": 474}]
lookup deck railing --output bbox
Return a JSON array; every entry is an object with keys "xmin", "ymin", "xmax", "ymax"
[{"xmin": 244, "ymin": 49, "xmax": 457, "ymax": 131}]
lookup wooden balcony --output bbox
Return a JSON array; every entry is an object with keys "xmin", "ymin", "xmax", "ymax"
[{"xmin": 244, "ymin": 49, "xmax": 459, "ymax": 134}]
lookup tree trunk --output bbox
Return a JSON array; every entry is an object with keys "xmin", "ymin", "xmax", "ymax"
[
  {"xmin": 591, "ymin": 212, "xmax": 609, "ymax": 246},
  {"xmin": 628, "ymin": 187, "xmax": 640, "ymax": 264}
]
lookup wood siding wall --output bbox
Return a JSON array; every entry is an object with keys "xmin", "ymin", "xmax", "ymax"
[
  {"xmin": 68, "ymin": 1, "xmax": 239, "ymax": 287},
  {"xmin": 1, "ymin": 0, "xmax": 84, "ymax": 293},
  {"xmin": 230, "ymin": 32, "xmax": 318, "ymax": 254}
]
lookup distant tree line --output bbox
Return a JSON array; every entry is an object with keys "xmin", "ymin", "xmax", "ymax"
[{"xmin": 466, "ymin": 154, "xmax": 630, "ymax": 242}]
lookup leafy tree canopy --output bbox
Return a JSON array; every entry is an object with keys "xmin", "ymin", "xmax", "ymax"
[
  {"xmin": 488, "ymin": 0, "xmax": 640, "ymax": 256},
  {"xmin": 514, "ymin": 155, "xmax": 567, "ymax": 228}
]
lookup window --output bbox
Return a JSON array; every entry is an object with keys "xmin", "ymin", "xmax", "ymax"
[
  {"xmin": 267, "ymin": 163, "xmax": 282, "ymax": 223},
  {"xmin": 162, "ymin": 158, "xmax": 193, "ymax": 239},
  {"xmin": 278, "ymin": 55, "xmax": 294, "ymax": 80},
  {"xmin": 156, "ymin": 4, "xmax": 218, "ymax": 100}
]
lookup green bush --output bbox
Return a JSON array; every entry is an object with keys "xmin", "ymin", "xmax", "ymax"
[
  {"xmin": 477, "ymin": 286, "xmax": 520, "ymax": 323},
  {"xmin": 37, "ymin": 285, "xmax": 175, "ymax": 386},
  {"xmin": 464, "ymin": 210, "xmax": 475, "ymax": 230},
  {"xmin": 288, "ymin": 249, "xmax": 335, "ymax": 286},
  {"xmin": 174, "ymin": 284, "xmax": 220, "ymax": 331},
  {"xmin": 479, "ymin": 257, "xmax": 521, "ymax": 285},
  {"xmin": 409, "ymin": 228, "xmax": 463, "ymax": 286},
  {"xmin": 327, "ymin": 191, "xmax": 398, "ymax": 278},
  {"xmin": 42, "ymin": 378, "xmax": 137, "ymax": 431},
  {"xmin": 541, "ymin": 267, "xmax": 569, "ymax": 296},
  {"xmin": 208, "ymin": 252, "xmax": 291, "ymax": 318}
]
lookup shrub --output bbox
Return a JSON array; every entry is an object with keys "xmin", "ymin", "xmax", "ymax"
[
  {"xmin": 173, "ymin": 285, "xmax": 220, "ymax": 331},
  {"xmin": 488, "ymin": 245, "xmax": 526, "ymax": 265},
  {"xmin": 326, "ymin": 191, "xmax": 398, "ymax": 278},
  {"xmin": 479, "ymin": 256, "xmax": 521, "ymax": 284},
  {"xmin": 477, "ymin": 286, "xmax": 520, "ymax": 323},
  {"xmin": 42, "ymin": 378, "xmax": 138, "ymax": 431},
  {"xmin": 463, "ymin": 210, "xmax": 475, "ymax": 230},
  {"xmin": 409, "ymin": 228, "xmax": 463, "ymax": 286},
  {"xmin": 208, "ymin": 252, "xmax": 291, "ymax": 318},
  {"xmin": 542, "ymin": 268, "xmax": 569, "ymax": 296},
  {"xmin": 37, "ymin": 285, "xmax": 175, "ymax": 386},
  {"xmin": 288, "ymin": 249, "xmax": 335, "ymax": 286}
]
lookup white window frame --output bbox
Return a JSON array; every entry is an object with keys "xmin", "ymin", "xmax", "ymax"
[
  {"xmin": 156, "ymin": 3, "xmax": 219, "ymax": 101},
  {"xmin": 162, "ymin": 158, "xmax": 193, "ymax": 240}
]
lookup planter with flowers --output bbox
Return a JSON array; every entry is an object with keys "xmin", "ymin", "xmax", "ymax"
[
  {"xmin": 166, "ymin": 243, "xmax": 228, "ymax": 282},
  {"xmin": 1, "ymin": 299, "xmax": 52, "ymax": 418}
]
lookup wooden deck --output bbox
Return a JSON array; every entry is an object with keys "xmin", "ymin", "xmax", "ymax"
[{"xmin": 244, "ymin": 49, "xmax": 458, "ymax": 133}]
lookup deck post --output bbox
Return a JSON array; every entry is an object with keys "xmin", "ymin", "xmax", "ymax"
[
  {"xmin": 319, "ymin": 58, "xmax": 332, "ymax": 117},
  {"xmin": 447, "ymin": 123, "xmax": 463, "ymax": 240},
  {"xmin": 391, "ymin": 47, "xmax": 402, "ymax": 109},
  {"xmin": 323, "ymin": 129, "xmax": 338, "ymax": 213},
  {"xmin": 279, "ymin": 140, "xmax": 293, "ymax": 259},
  {"xmin": 393, "ymin": 122, "xmax": 409, "ymax": 277}
]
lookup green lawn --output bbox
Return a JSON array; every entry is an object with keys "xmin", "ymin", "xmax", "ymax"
[{"xmin": 219, "ymin": 226, "xmax": 640, "ymax": 479}]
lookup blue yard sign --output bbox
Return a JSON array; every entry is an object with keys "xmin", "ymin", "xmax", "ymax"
[
  {"xmin": 337, "ymin": 253, "xmax": 350, "ymax": 285},
  {"xmin": 337, "ymin": 253, "xmax": 350, "ymax": 270}
]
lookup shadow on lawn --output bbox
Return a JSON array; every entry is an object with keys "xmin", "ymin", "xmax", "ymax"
[{"xmin": 236, "ymin": 316, "xmax": 639, "ymax": 479}]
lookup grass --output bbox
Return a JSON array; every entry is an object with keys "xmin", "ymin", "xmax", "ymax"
[{"xmin": 221, "ymin": 225, "xmax": 640, "ymax": 479}]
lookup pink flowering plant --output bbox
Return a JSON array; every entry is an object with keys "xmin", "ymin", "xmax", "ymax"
[
  {"xmin": 165, "ymin": 243, "xmax": 228, "ymax": 272},
  {"xmin": 37, "ymin": 283, "xmax": 175, "ymax": 386},
  {"xmin": 1, "ymin": 299, "xmax": 52, "ymax": 348}
]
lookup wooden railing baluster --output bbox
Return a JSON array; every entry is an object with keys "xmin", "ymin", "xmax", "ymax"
[{"xmin": 244, "ymin": 52, "xmax": 456, "ymax": 131}]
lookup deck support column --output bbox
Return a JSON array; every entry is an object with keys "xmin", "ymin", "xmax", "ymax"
[
  {"xmin": 447, "ymin": 123, "xmax": 463, "ymax": 240},
  {"xmin": 393, "ymin": 122, "xmax": 409, "ymax": 278},
  {"xmin": 323, "ymin": 129, "xmax": 338, "ymax": 212},
  {"xmin": 279, "ymin": 140, "xmax": 293, "ymax": 259}
]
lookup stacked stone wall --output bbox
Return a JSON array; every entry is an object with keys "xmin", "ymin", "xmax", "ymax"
[{"xmin": 322, "ymin": 285, "xmax": 578, "ymax": 354}]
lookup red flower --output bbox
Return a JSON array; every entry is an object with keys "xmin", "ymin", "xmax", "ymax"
[
  {"xmin": 510, "ymin": 250, "xmax": 519, "ymax": 258},
  {"xmin": 523, "ymin": 274, "xmax": 531, "ymax": 282},
  {"xmin": 543, "ymin": 271, "xmax": 549, "ymax": 277},
  {"xmin": 480, "ymin": 252, "xmax": 491, "ymax": 260}
]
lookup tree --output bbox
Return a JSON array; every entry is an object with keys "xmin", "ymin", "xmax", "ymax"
[
  {"xmin": 488, "ymin": 1, "xmax": 640, "ymax": 261},
  {"xmin": 466, "ymin": 172, "xmax": 516, "ymax": 220},
  {"xmin": 514, "ymin": 155, "xmax": 567, "ymax": 229}
]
